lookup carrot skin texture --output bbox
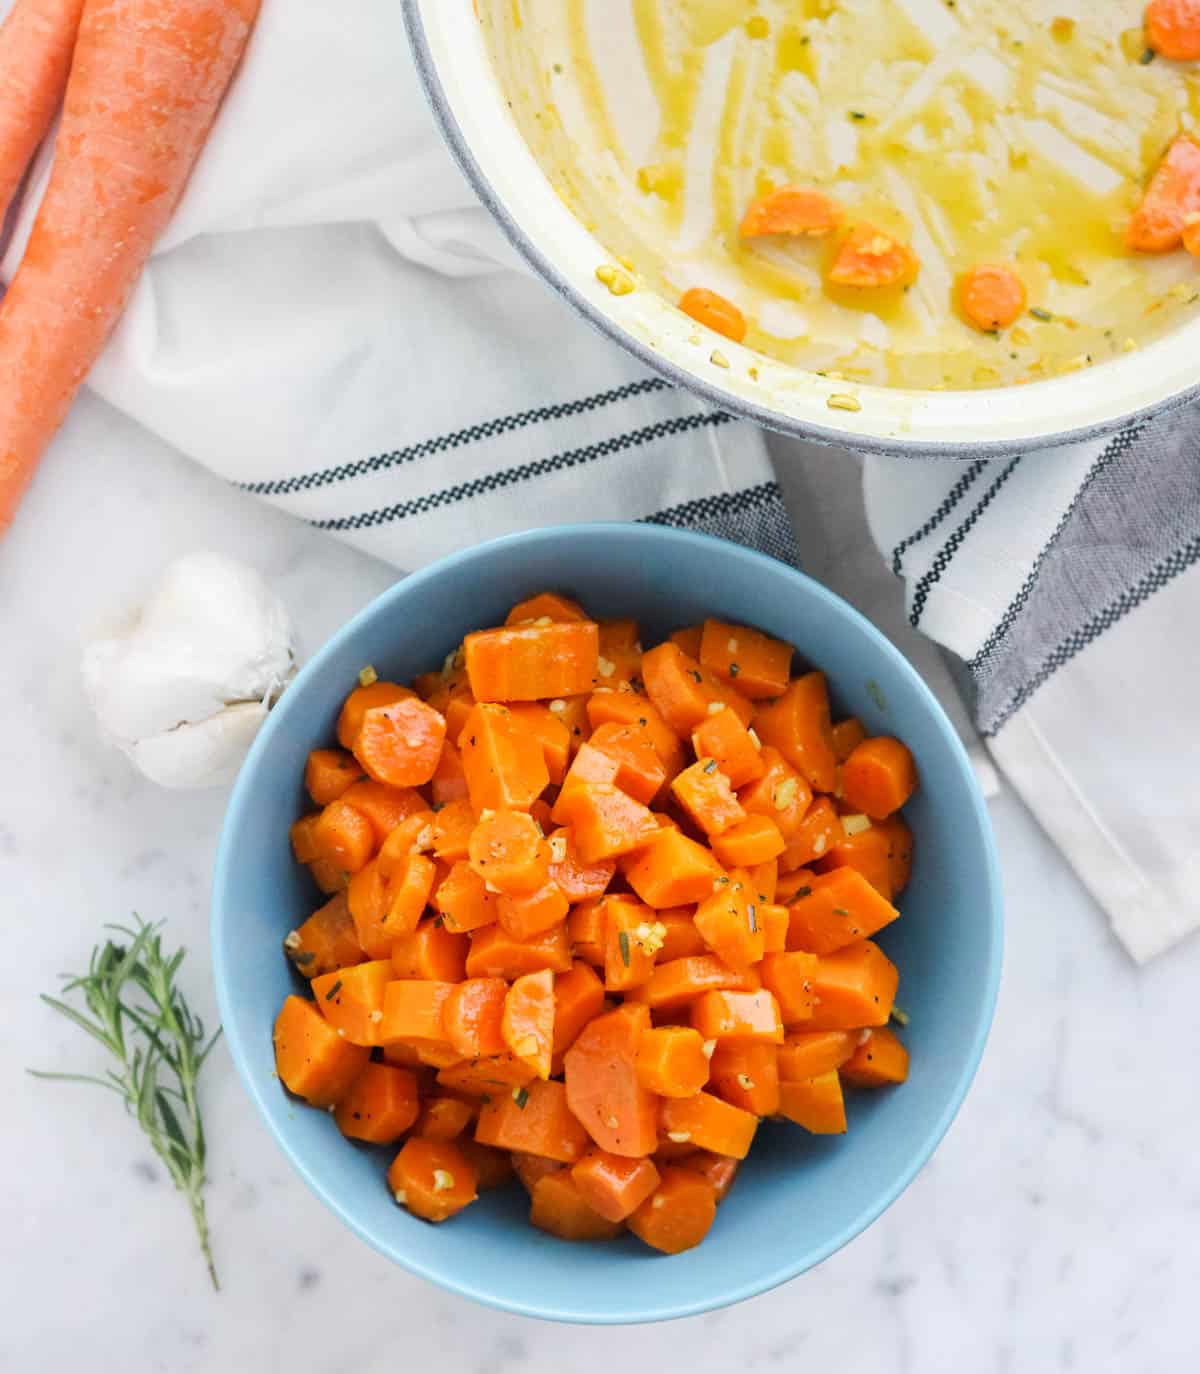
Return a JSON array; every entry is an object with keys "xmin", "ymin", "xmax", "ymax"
[{"xmin": 0, "ymin": 0, "xmax": 262, "ymax": 532}]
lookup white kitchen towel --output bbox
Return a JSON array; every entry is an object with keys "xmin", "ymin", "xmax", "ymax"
[{"xmin": 4, "ymin": 0, "xmax": 1197, "ymax": 960}]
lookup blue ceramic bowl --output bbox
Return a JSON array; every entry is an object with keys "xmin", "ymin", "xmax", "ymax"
[{"xmin": 212, "ymin": 523, "xmax": 1002, "ymax": 1324}]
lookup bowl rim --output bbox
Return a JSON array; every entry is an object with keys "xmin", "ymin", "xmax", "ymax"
[
  {"xmin": 401, "ymin": 0, "xmax": 1200, "ymax": 460},
  {"xmin": 212, "ymin": 522, "xmax": 1004, "ymax": 1323}
]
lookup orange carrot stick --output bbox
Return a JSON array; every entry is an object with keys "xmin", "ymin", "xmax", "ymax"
[
  {"xmin": 0, "ymin": 0, "xmax": 84, "ymax": 225},
  {"xmin": 0, "ymin": 0, "xmax": 261, "ymax": 532}
]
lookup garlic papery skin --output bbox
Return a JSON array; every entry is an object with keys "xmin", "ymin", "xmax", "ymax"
[{"xmin": 81, "ymin": 552, "xmax": 297, "ymax": 789}]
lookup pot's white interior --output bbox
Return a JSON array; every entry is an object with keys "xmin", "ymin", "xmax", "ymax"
[{"xmin": 411, "ymin": 0, "xmax": 1200, "ymax": 454}]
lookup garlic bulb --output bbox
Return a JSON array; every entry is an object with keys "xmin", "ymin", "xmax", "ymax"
[{"xmin": 81, "ymin": 552, "xmax": 297, "ymax": 788}]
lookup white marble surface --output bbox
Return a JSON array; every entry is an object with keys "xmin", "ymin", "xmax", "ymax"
[{"xmin": 4, "ymin": 394, "xmax": 1198, "ymax": 1371}]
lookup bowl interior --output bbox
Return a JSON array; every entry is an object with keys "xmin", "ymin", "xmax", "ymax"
[
  {"xmin": 404, "ymin": 0, "xmax": 1200, "ymax": 455},
  {"xmin": 213, "ymin": 524, "xmax": 1002, "ymax": 1323}
]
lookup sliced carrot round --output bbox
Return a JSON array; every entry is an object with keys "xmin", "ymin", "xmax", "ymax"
[
  {"xmin": 678, "ymin": 287, "xmax": 747, "ymax": 343},
  {"xmin": 1146, "ymin": 0, "xmax": 1200, "ymax": 61},
  {"xmin": 740, "ymin": 185, "xmax": 843, "ymax": 239},
  {"xmin": 502, "ymin": 968, "xmax": 556, "ymax": 1079},
  {"xmin": 957, "ymin": 263, "xmax": 1027, "ymax": 332},
  {"xmin": 354, "ymin": 696, "xmax": 446, "ymax": 787},
  {"xmin": 827, "ymin": 223, "xmax": 919, "ymax": 288},
  {"xmin": 468, "ymin": 809, "xmax": 548, "ymax": 893}
]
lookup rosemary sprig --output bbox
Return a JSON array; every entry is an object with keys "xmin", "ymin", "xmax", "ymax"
[{"xmin": 29, "ymin": 917, "xmax": 222, "ymax": 1289}]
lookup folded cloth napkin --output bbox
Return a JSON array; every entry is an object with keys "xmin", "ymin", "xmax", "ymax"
[{"xmin": 5, "ymin": 0, "xmax": 1197, "ymax": 960}]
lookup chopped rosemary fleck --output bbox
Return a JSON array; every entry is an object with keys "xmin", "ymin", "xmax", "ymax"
[
  {"xmin": 324, "ymin": 979, "xmax": 342, "ymax": 1001},
  {"xmin": 703, "ymin": 759, "xmax": 718, "ymax": 774},
  {"xmin": 1139, "ymin": 46, "xmax": 1156, "ymax": 63},
  {"xmin": 728, "ymin": 662, "xmax": 739, "ymax": 677},
  {"xmin": 513, "ymin": 1086, "xmax": 530, "ymax": 1108},
  {"xmin": 794, "ymin": 885, "xmax": 812, "ymax": 899},
  {"xmin": 619, "ymin": 930, "xmax": 631, "ymax": 967},
  {"xmin": 833, "ymin": 907, "xmax": 850, "ymax": 917},
  {"xmin": 1029, "ymin": 306, "xmax": 1054, "ymax": 322},
  {"xmin": 891, "ymin": 1006, "xmax": 910, "ymax": 1027},
  {"xmin": 747, "ymin": 904, "xmax": 758, "ymax": 933},
  {"xmin": 690, "ymin": 670, "xmax": 703, "ymax": 684}
]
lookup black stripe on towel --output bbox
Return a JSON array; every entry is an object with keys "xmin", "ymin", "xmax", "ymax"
[
  {"xmin": 312, "ymin": 410, "xmax": 733, "ymax": 533},
  {"xmin": 891, "ymin": 459, "xmax": 987, "ymax": 576},
  {"xmin": 239, "ymin": 377, "xmax": 671, "ymax": 497},
  {"xmin": 644, "ymin": 482, "xmax": 801, "ymax": 566}
]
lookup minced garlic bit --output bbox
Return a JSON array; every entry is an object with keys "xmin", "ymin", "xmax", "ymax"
[
  {"xmin": 706, "ymin": 700, "xmax": 725, "ymax": 715},
  {"xmin": 533, "ymin": 615, "xmax": 553, "ymax": 626},
  {"xmin": 432, "ymin": 1170, "xmax": 456, "ymax": 1193},
  {"xmin": 484, "ymin": 880, "xmax": 502, "ymax": 895},
  {"xmin": 727, "ymin": 637, "xmax": 739, "ymax": 653},
  {"xmin": 812, "ymin": 834, "xmax": 828, "ymax": 856},
  {"xmin": 393, "ymin": 1189, "xmax": 408, "ymax": 1206},
  {"xmin": 701, "ymin": 1039, "xmax": 717, "ymax": 1059},
  {"xmin": 283, "ymin": 930, "xmax": 302, "ymax": 952},
  {"xmin": 596, "ymin": 656, "xmax": 616, "ymax": 678},
  {"xmin": 517, "ymin": 1036, "xmax": 539, "ymax": 1058},
  {"xmin": 549, "ymin": 835, "xmax": 568, "ymax": 863},
  {"xmin": 607, "ymin": 1114, "xmax": 620, "ymax": 1129},
  {"xmin": 841, "ymin": 813, "xmax": 873, "ymax": 836},
  {"xmin": 548, "ymin": 698, "xmax": 567, "ymax": 714},
  {"xmin": 827, "ymin": 393, "xmax": 862, "ymax": 412},
  {"xmin": 736, "ymin": 1073, "xmax": 755, "ymax": 1091},
  {"xmin": 858, "ymin": 1028, "xmax": 874, "ymax": 1044},
  {"xmin": 414, "ymin": 824, "xmax": 434, "ymax": 851},
  {"xmin": 773, "ymin": 777, "xmax": 799, "ymax": 810},
  {"xmin": 479, "ymin": 808, "xmax": 496, "ymax": 822},
  {"xmin": 634, "ymin": 920, "xmax": 668, "ymax": 957},
  {"xmin": 666, "ymin": 1131, "xmax": 692, "ymax": 1143},
  {"xmin": 891, "ymin": 1006, "xmax": 911, "ymax": 1027},
  {"xmin": 710, "ymin": 349, "xmax": 730, "ymax": 369},
  {"xmin": 369, "ymin": 1009, "xmax": 383, "ymax": 1024},
  {"xmin": 652, "ymin": 1195, "xmax": 666, "ymax": 1209},
  {"xmin": 357, "ymin": 664, "xmax": 379, "ymax": 687},
  {"xmin": 336, "ymin": 1027, "xmax": 345, "ymax": 1037},
  {"xmin": 595, "ymin": 263, "xmax": 636, "ymax": 297},
  {"xmin": 747, "ymin": 727, "xmax": 762, "ymax": 749}
]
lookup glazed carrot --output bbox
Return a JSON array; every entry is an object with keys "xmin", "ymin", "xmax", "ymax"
[
  {"xmin": 587, "ymin": 722, "xmax": 668, "ymax": 803},
  {"xmin": 468, "ymin": 809, "xmax": 548, "ymax": 894},
  {"xmin": 841, "ymin": 736, "xmax": 918, "ymax": 818},
  {"xmin": 708, "ymin": 1041, "xmax": 780, "ymax": 1116},
  {"xmin": 335, "ymin": 1062, "xmax": 421, "ymax": 1145},
  {"xmin": 465, "ymin": 922, "xmax": 573, "ymax": 979},
  {"xmin": 506, "ymin": 703, "xmax": 572, "ymax": 784},
  {"xmin": 828, "ymin": 222, "xmax": 920, "ymax": 288},
  {"xmin": 571, "ymin": 1149, "xmax": 661, "ymax": 1223},
  {"xmin": 740, "ymin": 184, "xmax": 843, "ymax": 239},
  {"xmin": 429, "ymin": 799, "xmax": 475, "ymax": 863},
  {"xmin": 958, "ymin": 263, "xmax": 1027, "ymax": 332},
  {"xmin": 749, "ymin": 858, "xmax": 779, "ymax": 904},
  {"xmin": 529, "ymin": 1169, "xmax": 624, "ymax": 1241},
  {"xmin": 757, "ymin": 902, "xmax": 789, "ymax": 954},
  {"xmin": 388, "ymin": 1138, "xmax": 478, "ymax": 1222},
  {"xmin": 813, "ymin": 823, "xmax": 894, "ymax": 898},
  {"xmin": 459, "ymin": 703, "xmax": 550, "ymax": 813},
  {"xmin": 604, "ymin": 897, "xmax": 661, "ymax": 993},
  {"xmin": 312, "ymin": 799, "xmax": 376, "ymax": 874},
  {"xmin": 759, "ymin": 950, "xmax": 819, "ymax": 1025},
  {"xmin": 505, "ymin": 591, "xmax": 587, "ymax": 624},
  {"xmin": 669, "ymin": 625, "xmax": 703, "ymax": 658},
  {"xmin": 376, "ymin": 811, "xmax": 437, "ymax": 875},
  {"xmin": 776, "ymin": 866, "xmax": 816, "ymax": 904},
  {"xmin": 786, "ymin": 866, "xmax": 899, "ymax": 955},
  {"xmin": 1128, "ymin": 134, "xmax": 1200, "ymax": 251},
  {"xmin": 780, "ymin": 795, "xmax": 844, "ymax": 868},
  {"xmin": 336, "ymin": 682, "xmax": 414, "ymax": 750},
  {"xmin": 502, "ymin": 968, "xmax": 556, "ymax": 1078},
  {"xmin": 635, "ymin": 1026, "xmax": 711, "ymax": 1098},
  {"xmin": 547, "ymin": 826, "xmax": 615, "ymax": 902},
  {"xmin": 628, "ymin": 1167, "xmax": 717, "ymax": 1254},
  {"xmin": 778, "ymin": 1069, "xmax": 847, "ymax": 1134},
  {"xmin": 642, "ymin": 641, "xmax": 754, "ymax": 734},
  {"xmin": 308, "ymin": 858, "xmax": 350, "ymax": 896},
  {"xmin": 431, "ymin": 739, "xmax": 470, "ymax": 806},
  {"xmin": 694, "ymin": 873, "xmax": 766, "ymax": 969},
  {"xmin": 340, "ymin": 781, "xmax": 427, "ymax": 846},
  {"xmin": 585, "ymin": 689, "xmax": 686, "ymax": 779},
  {"xmin": 753, "ymin": 673, "xmax": 837, "ymax": 791},
  {"xmin": 389, "ymin": 918, "xmax": 469, "ymax": 982},
  {"xmin": 551, "ymin": 738, "xmax": 621, "ymax": 817},
  {"xmin": 691, "ymin": 706, "xmax": 766, "ymax": 788},
  {"xmin": 876, "ymin": 814, "xmax": 913, "ymax": 893},
  {"xmin": 831, "ymin": 716, "xmax": 867, "ymax": 763},
  {"xmin": 551, "ymin": 693, "xmax": 591, "ymax": 756},
  {"xmin": 442, "ymin": 978, "xmax": 508, "ymax": 1059},
  {"xmin": 657, "ymin": 907, "xmax": 708, "ymax": 960},
  {"xmin": 806, "ymin": 940, "xmax": 899, "ymax": 1030},
  {"xmin": 659, "ymin": 1091, "xmax": 758, "ymax": 1159},
  {"xmin": 464, "ymin": 620, "xmax": 599, "ymax": 702},
  {"xmin": 285, "ymin": 892, "xmax": 365, "ymax": 979},
  {"xmin": 290, "ymin": 814, "xmax": 323, "ymax": 865},
  {"xmin": 566, "ymin": 897, "xmax": 608, "ymax": 966},
  {"xmin": 677, "ymin": 1151, "xmax": 738, "ymax": 1203},
  {"xmin": 564, "ymin": 1003, "xmax": 659, "ymax": 1157},
  {"xmin": 497, "ymin": 879, "xmax": 571, "ymax": 940},
  {"xmin": 476, "ymin": 1079, "xmax": 590, "ymax": 1163},
  {"xmin": 738, "ymin": 747, "xmax": 813, "ymax": 843},
  {"xmin": 678, "ymin": 286, "xmax": 747, "ymax": 343},
  {"xmin": 551, "ymin": 960, "xmax": 606, "ymax": 1072},
  {"xmin": 455, "ymin": 1139, "xmax": 514, "ymax": 1191},
  {"xmin": 353, "ymin": 696, "xmax": 446, "ymax": 788},
  {"xmin": 354, "ymin": 852, "xmax": 434, "ymax": 953},
  {"xmin": 1185, "ymin": 210, "xmax": 1200, "ymax": 256},
  {"xmin": 312, "ymin": 961, "xmax": 393, "ymax": 1047},
  {"xmin": 432, "ymin": 860, "xmax": 498, "ymax": 934},
  {"xmin": 630, "ymin": 955, "xmax": 758, "ymax": 1011},
  {"xmin": 413, "ymin": 1095, "xmax": 475, "ymax": 1142},
  {"xmin": 512, "ymin": 1152, "xmax": 564, "ymax": 1196},
  {"xmin": 436, "ymin": 1053, "xmax": 536, "ymax": 1097},
  {"xmin": 672, "ymin": 759, "xmax": 747, "ymax": 837},
  {"xmin": 595, "ymin": 619, "xmax": 643, "ymax": 685},
  {"xmin": 304, "ymin": 748, "xmax": 365, "ymax": 806},
  {"xmin": 699, "ymin": 619, "xmax": 792, "ymax": 700},
  {"xmin": 1146, "ymin": 0, "xmax": 1200, "ymax": 60},
  {"xmin": 273, "ymin": 995, "xmax": 369, "ymax": 1107},
  {"xmin": 553, "ymin": 781, "xmax": 660, "ymax": 864},
  {"xmin": 442, "ymin": 686, "xmax": 476, "ymax": 745},
  {"xmin": 711, "ymin": 814, "xmax": 786, "ymax": 868},
  {"xmin": 622, "ymin": 826, "xmax": 725, "ymax": 907},
  {"xmin": 840, "ymin": 1026, "xmax": 909, "ymax": 1086},
  {"xmin": 690, "ymin": 989, "xmax": 783, "ymax": 1045},
  {"xmin": 778, "ymin": 1029, "xmax": 858, "ymax": 1080},
  {"xmin": 378, "ymin": 979, "xmax": 456, "ymax": 1046}
]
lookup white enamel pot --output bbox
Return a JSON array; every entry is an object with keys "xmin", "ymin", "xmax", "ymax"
[{"xmin": 403, "ymin": 0, "xmax": 1200, "ymax": 459}]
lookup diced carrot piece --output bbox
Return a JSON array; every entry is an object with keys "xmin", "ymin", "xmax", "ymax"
[
  {"xmin": 285, "ymin": 892, "xmax": 365, "ymax": 979},
  {"xmin": 443, "ymin": 686, "xmax": 476, "ymax": 746},
  {"xmin": 753, "ymin": 673, "xmax": 837, "ymax": 791},
  {"xmin": 691, "ymin": 706, "xmax": 766, "ymax": 788},
  {"xmin": 383, "ymin": 853, "xmax": 437, "ymax": 945},
  {"xmin": 565, "ymin": 1003, "xmax": 659, "ymax": 1157},
  {"xmin": 813, "ymin": 822, "xmax": 894, "ymax": 898},
  {"xmin": 693, "ymin": 870, "xmax": 765, "ymax": 969},
  {"xmin": 585, "ymin": 689, "xmax": 686, "ymax": 779},
  {"xmin": 841, "ymin": 736, "xmax": 918, "ymax": 818},
  {"xmin": 389, "ymin": 918, "xmax": 469, "ymax": 982},
  {"xmin": 587, "ymin": 721, "xmax": 668, "ymax": 803},
  {"xmin": 409, "ymin": 1039, "xmax": 466, "ymax": 1070},
  {"xmin": 379, "ymin": 979, "xmax": 456, "ymax": 1046},
  {"xmin": 347, "ymin": 859, "xmax": 389, "ymax": 957},
  {"xmin": 290, "ymin": 814, "xmax": 322, "ymax": 864},
  {"xmin": 305, "ymin": 748, "xmax": 365, "ymax": 806},
  {"xmin": 698, "ymin": 619, "xmax": 792, "ymax": 700},
  {"xmin": 414, "ymin": 1095, "xmax": 476, "ymax": 1142},
  {"xmin": 497, "ymin": 879, "xmax": 571, "ymax": 940},
  {"xmin": 476, "ymin": 1079, "xmax": 591, "ymax": 1163},
  {"xmin": 387, "ymin": 1138, "xmax": 478, "ymax": 1222},
  {"xmin": 876, "ymin": 814, "xmax": 913, "ymax": 893},
  {"xmin": 642, "ymin": 641, "xmax": 753, "ymax": 735},
  {"xmin": 436, "ymin": 1054, "xmax": 536, "ymax": 1096},
  {"xmin": 336, "ymin": 681, "xmax": 414, "ymax": 751},
  {"xmin": 505, "ymin": 591, "xmax": 588, "ymax": 625},
  {"xmin": 828, "ymin": 222, "xmax": 919, "ymax": 288},
  {"xmin": 1185, "ymin": 210, "xmax": 1200, "ymax": 256},
  {"xmin": 465, "ymin": 922, "xmax": 573, "ymax": 979},
  {"xmin": 778, "ymin": 1029, "xmax": 858, "ymax": 1080},
  {"xmin": 738, "ymin": 746, "xmax": 813, "ymax": 842},
  {"xmin": 807, "ymin": 941, "xmax": 899, "ymax": 1029},
  {"xmin": 669, "ymin": 626, "xmax": 703, "ymax": 657},
  {"xmin": 465, "ymin": 620, "xmax": 599, "ymax": 702},
  {"xmin": 598, "ymin": 618, "xmax": 640, "ymax": 651},
  {"xmin": 375, "ymin": 809, "xmax": 438, "ymax": 875},
  {"xmin": 431, "ymin": 860, "xmax": 497, "ymax": 935},
  {"xmin": 442, "ymin": 977, "xmax": 508, "ymax": 1058},
  {"xmin": 672, "ymin": 759, "xmax": 747, "ymax": 837},
  {"xmin": 760, "ymin": 950, "xmax": 819, "ymax": 1025},
  {"xmin": 459, "ymin": 703, "xmax": 550, "ymax": 813},
  {"xmin": 678, "ymin": 286, "xmax": 747, "ymax": 343},
  {"xmin": 550, "ymin": 739, "xmax": 620, "ymax": 822},
  {"xmin": 831, "ymin": 716, "xmax": 867, "ymax": 763},
  {"xmin": 552, "ymin": 782, "xmax": 660, "ymax": 864},
  {"xmin": 604, "ymin": 896, "xmax": 660, "ymax": 993},
  {"xmin": 273, "ymin": 995, "xmax": 369, "ymax": 1107},
  {"xmin": 430, "ymin": 799, "xmax": 475, "ymax": 863},
  {"xmin": 312, "ymin": 799, "xmax": 376, "ymax": 874},
  {"xmin": 571, "ymin": 1149, "xmax": 660, "ymax": 1223},
  {"xmin": 595, "ymin": 619, "xmax": 643, "ymax": 686},
  {"xmin": 635, "ymin": 1026, "xmax": 711, "ymax": 1098},
  {"xmin": 502, "ymin": 968, "xmax": 556, "ymax": 1079},
  {"xmin": 691, "ymin": 989, "xmax": 783, "ymax": 1045},
  {"xmin": 566, "ymin": 897, "xmax": 607, "ymax": 966},
  {"xmin": 708, "ymin": 1041, "xmax": 780, "ymax": 1116},
  {"xmin": 352, "ymin": 696, "xmax": 446, "ymax": 788},
  {"xmin": 748, "ymin": 859, "xmax": 778, "ymax": 904},
  {"xmin": 1147, "ymin": 0, "xmax": 1200, "ymax": 58},
  {"xmin": 629, "ymin": 955, "xmax": 758, "ymax": 1011},
  {"xmin": 628, "ymin": 1167, "xmax": 717, "ymax": 1253},
  {"xmin": 657, "ymin": 907, "xmax": 707, "ymax": 960},
  {"xmin": 308, "ymin": 857, "xmax": 351, "ymax": 895},
  {"xmin": 841, "ymin": 1025, "xmax": 910, "ymax": 1086},
  {"xmin": 456, "ymin": 1139, "xmax": 515, "ymax": 1190},
  {"xmin": 711, "ymin": 813, "xmax": 786, "ymax": 867},
  {"xmin": 551, "ymin": 960, "xmax": 606, "ymax": 1073},
  {"xmin": 781, "ymin": 795, "xmax": 843, "ymax": 867},
  {"xmin": 778, "ymin": 1069, "xmax": 847, "ymax": 1134},
  {"xmin": 776, "ymin": 866, "xmax": 817, "ymax": 904},
  {"xmin": 787, "ymin": 866, "xmax": 899, "ymax": 955},
  {"xmin": 506, "ymin": 702, "xmax": 572, "ymax": 785},
  {"xmin": 334, "ymin": 1062, "xmax": 421, "ymax": 1144},
  {"xmin": 339, "ymin": 780, "xmax": 427, "ymax": 844},
  {"xmin": 621, "ymin": 826, "xmax": 725, "ymax": 907},
  {"xmin": 312, "ymin": 961, "xmax": 393, "ymax": 1047},
  {"xmin": 547, "ymin": 826, "xmax": 615, "ymax": 902},
  {"xmin": 431, "ymin": 739, "xmax": 470, "ymax": 806},
  {"xmin": 512, "ymin": 1152, "xmax": 565, "ymax": 1196},
  {"xmin": 529, "ymin": 1170, "xmax": 624, "ymax": 1240},
  {"xmin": 1128, "ymin": 134, "xmax": 1200, "ymax": 251},
  {"xmin": 740, "ymin": 184, "xmax": 843, "ymax": 239},
  {"xmin": 678, "ymin": 1151, "xmax": 738, "ymax": 1202},
  {"xmin": 659, "ymin": 1091, "xmax": 758, "ymax": 1159},
  {"xmin": 958, "ymin": 263, "xmax": 1027, "ymax": 332},
  {"xmin": 549, "ymin": 694, "xmax": 591, "ymax": 756},
  {"xmin": 468, "ymin": 809, "xmax": 548, "ymax": 894}
]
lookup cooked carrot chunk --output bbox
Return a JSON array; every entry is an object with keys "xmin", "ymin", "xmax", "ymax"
[
  {"xmin": 628, "ymin": 1167, "xmax": 718, "ymax": 1253},
  {"xmin": 273, "ymin": 995, "xmax": 369, "ymax": 1107},
  {"xmin": 840, "ymin": 1026, "xmax": 910, "ymax": 1086},
  {"xmin": 465, "ymin": 620, "xmax": 599, "ymax": 702},
  {"xmin": 388, "ymin": 1138, "xmax": 478, "ymax": 1222},
  {"xmin": 828, "ymin": 222, "xmax": 919, "ymax": 288},
  {"xmin": 841, "ymin": 736, "xmax": 918, "ymax": 818},
  {"xmin": 1128, "ymin": 134, "xmax": 1200, "ymax": 252},
  {"xmin": 740, "ymin": 185, "xmax": 843, "ymax": 239},
  {"xmin": 958, "ymin": 263, "xmax": 1027, "ymax": 332},
  {"xmin": 678, "ymin": 287, "xmax": 747, "ymax": 342},
  {"xmin": 1146, "ymin": 0, "xmax": 1200, "ymax": 61},
  {"xmin": 572, "ymin": 1149, "xmax": 661, "ymax": 1222},
  {"xmin": 778, "ymin": 1070, "xmax": 847, "ymax": 1134}
]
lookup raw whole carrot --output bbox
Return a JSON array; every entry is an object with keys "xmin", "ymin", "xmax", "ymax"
[
  {"xmin": 778, "ymin": 1070, "xmax": 847, "ymax": 1134},
  {"xmin": 690, "ymin": 988, "xmax": 783, "ymax": 1044},
  {"xmin": 465, "ymin": 620, "xmax": 599, "ymax": 702},
  {"xmin": 304, "ymin": 748, "xmax": 365, "ymax": 806},
  {"xmin": 678, "ymin": 286, "xmax": 747, "ymax": 343},
  {"xmin": 571, "ymin": 1149, "xmax": 661, "ymax": 1223},
  {"xmin": 621, "ymin": 826, "xmax": 725, "ymax": 907},
  {"xmin": 564, "ymin": 1003, "xmax": 659, "ymax": 1157},
  {"xmin": 786, "ymin": 865, "xmax": 899, "ymax": 955},
  {"xmin": 496, "ymin": 879, "xmax": 571, "ymax": 940},
  {"xmin": 354, "ymin": 697, "xmax": 446, "ymax": 788},
  {"xmin": 459, "ymin": 703, "xmax": 550, "ymax": 813},
  {"xmin": 551, "ymin": 959, "xmax": 606, "ymax": 1072},
  {"xmin": 468, "ymin": 809, "xmax": 548, "ymax": 894},
  {"xmin": 505, "ymin": 591, "xmax": 587, "ymax": 624},
  {"xmin": 413, "ymin": 1095, "xmax": 475, "ymax": 1142},
  {"xmin": 389, "ymin": 918, "xmax": 468, "ymax": 982},
  {"xmin": 828, "ymin": 222, "xmax": 919, "ymax": 288},
  {"xmin": 628, "ymin": 1167, "xmax": 717, "ymax": 1254},
  {"xmin": 958, "ymin": 263, "xmax": 1027, "ymax": 332},
  {"xmin": 841, "ymin": 736, "xmax": 918, "ymax": 818},
  {"xmin": 711, "ymin": 814, "xmax": 786, "ymax": 868},
  {"xmin": 1128, "ymin": 134, "xmax": 1200, "ymax": 251},
  {"xmin": 708, "ymin": 1041, "xmax": 780, "ymax": 1117},
  {"xmin": 388, "ymin": 1138, "xmax": 478, "ymax": 1222},
  {"xmin": 442, "ymin": 978, "xmax": 508, "ymax": 1059},
  {"xmin": 699, "ymin": 619, "xmax": 792, "ymax": 699},
  {"xmin": 738, "ymin": 746, "xmax": 813, "ymax": 843},
  {"xmin": 778, "ymin": 1029, "xmax": 858, "ymax": 1080},
  {"xmin": 1146, "ymin": 0, "xmax": 1200, "ymax": 60},
  {"xmin": 672, "ymin": 758, "xmax": 747, "ymax": 837},
  {"xmin": 335, "ymin": 1062, "xmax": 421, "ymax": 1145},
  {"xmin": 475, "ymin": 1079, "xmax": 590, "ymax": 1163},
  {"xmin": 659, "ymin": 1091, "xmax": 758, "ymax": 1159},
  {"xmin": 691, "ymin": 706, "xmax": 766, "ymax": 788},
  {"xmin": 465, "ymin": 922, "xmax": 573, "ymax": 979},
  {"xmin": 740, "ymin": 184, "xmax": 843, "ymax": 239},
  {"xmin": 635, "ymin": 1026, "xmax": 711, "ymax": 1098},
  {"xmin": 759, "ymin": 950, "xmax": 819, "ymax": 1025},
  {"xmin": 502, "ymin": 968, "xmax": 555, "ymax": 1078},
  {"xmin": 806, "ymin": 940, "xmax": 899, "ymax": 1030},
  {"xmin": 0, "ymin": 0, "xmax": 264, "ymax": 528},
  {"xmin": 312, "ymin": 961, "xmax": 393, "ymax": 1047},
  {"xmin": 273, "ymin": 995, "xmax": 369, "ymax": 1107},
  {"xmin": 840, "ymin": 1026, "xmax": 909, "ymax": 1086},
  {"xmin": 285, "ymin": 892, "xmax": 365, "ymax": 979},
  {"xmin": 529, "ymin": 1169, "xmax": 624, "ymax": 1241}
]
